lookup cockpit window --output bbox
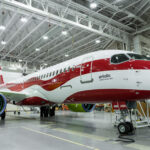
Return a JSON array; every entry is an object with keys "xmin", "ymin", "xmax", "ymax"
[
  {"xmin": 111, "ymin": 54, "xmax": 129, "ymax": 64},
  {"xmin": 127, "ymin": 53, "xmax": 150, "ymax": 60}
]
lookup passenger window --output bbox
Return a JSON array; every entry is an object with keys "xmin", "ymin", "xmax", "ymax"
[
  {"xmin": 56, "ymin": 70, "xmax": 58, "ymax": 75},
  {"xmin": 60, "ymin": 69, "xmax": 62, "ymax": 74},
  {"xmin": 111, "ymin": 54, "xmax": 129, "ymax": 64},
  {"xmin": 49, "ymin": 73, "xmax": 51, "ymax": 77},
  {"xmin": 64, "ymin": 68, "xmax": 66, "ymax": 72},
  {"xmin": 53, "ymin": 71, "xmax": 55, "ymax": 76},
  {"xmin": 72, "ymin": 66, "xmax": 75, "ymax": 71},
  {"xmin": 68, "ymin": 67, "xmax": 70, "ymax": 72}
]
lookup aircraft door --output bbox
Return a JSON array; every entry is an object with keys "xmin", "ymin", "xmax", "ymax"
[
  {"xmin": 130, "ymin": 61, "xmax": 143, "ymax": 88},
  {"xmin": 134, "ymin": 70, "xmax": 143, "ymax": 88},
  {"xmin": 80, "ymin": 56, "xmax": 93, "ymax": 83}
]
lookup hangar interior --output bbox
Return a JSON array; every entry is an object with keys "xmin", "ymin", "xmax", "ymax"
[
  {"xmin": 0, "ymin": 0, "xmax": 150, "ymax": 150},
  {"xmin": 0, "ymin": 0, "xmax": 150, "ymax": 72}
]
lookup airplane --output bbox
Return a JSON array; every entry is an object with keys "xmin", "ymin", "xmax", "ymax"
[{"xmin": 0, "ymin": 49, "xmax": 150, "ymax": 135}]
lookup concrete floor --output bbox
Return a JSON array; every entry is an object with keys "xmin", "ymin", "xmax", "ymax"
[{"xmin": 0, "ymin": 111, "xmax": 150, "ymax": 150}]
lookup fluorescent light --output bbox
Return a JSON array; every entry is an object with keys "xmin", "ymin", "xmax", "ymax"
[
  {"xmin": 43, "ymin": 36, "xmax": 48, "ymax": 40},
  {"xmin": 1, "ymin": 40, "xmax": 6, "ymax": 45},
  {"xmin": 65, "ymin": 54, "xmax": 69, "ymax": 57},
  {"xmin": 19, "ymin": 59, "xmax": 22, "ymax": 62},
  {"xmin": 44, "ymin": 63, "xmax": 47, "ymax": 66},
  {"xmin": 35, "ymin": 48, "xmax": 40, "ymax": 51},
  {"xmin": 0, "ymin": 25, "xmax": 6, "ymax": 31},
  {"xmin": 90, "ymin": 2, "xmax": 97, "ymax": 9},
  {"xmin": 62, "ymin": 31, "xmax": 68, "ymax": 35},
  {"xmin": 21, "ymin": 17, "xmax": 28, "ymax": 23},
  {"xmin": 95, "ymin": 39, "xmax": 101, "ymax": 44},
  {"xmin": 116, "ymin": 0, "xmax": 122, "ymax": 2}
]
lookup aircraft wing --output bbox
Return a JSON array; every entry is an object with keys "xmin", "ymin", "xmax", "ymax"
[{"xmin": 0, "ymin": 90, "xmax": 27, "ymax": 103}]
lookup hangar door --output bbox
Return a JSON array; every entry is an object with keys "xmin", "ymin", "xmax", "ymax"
[{"xmin": 80, "ymin": 56, "xmax": 93, "ymax": 83}]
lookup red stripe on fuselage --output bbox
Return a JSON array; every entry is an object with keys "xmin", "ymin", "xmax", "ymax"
[
  {"xmin": 64, "ymin": 89, "xmax": 150, "ymax": 103},
  {"xmin": 17, "ymin": 89, "xmax": 150, "ymax": 105},
  {"xmin": 17, "ymin": 97, "xmax": 54, "ymax": 106},
  {"xmin": 4, "ymin": 58, "xmax": 150, "ymax": 92}
]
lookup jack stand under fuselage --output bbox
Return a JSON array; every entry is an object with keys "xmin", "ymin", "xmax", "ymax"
[{"xmin": 40, "ymin": 105, "xmax": 55, "ymax": 118}]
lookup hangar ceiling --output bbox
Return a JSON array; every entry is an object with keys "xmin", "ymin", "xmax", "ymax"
[{"xmin": 0, "ymin": 0, "xmax": 150, "ymax": 69}]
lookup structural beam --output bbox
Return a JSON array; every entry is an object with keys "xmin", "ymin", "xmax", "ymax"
[
  {"xmin": 134, "ymin": 23, "xmax": 150, "ymax": 34},
  {"xmin": 133, "ymin": 35, "xmax": 142, "ymax": 54},
  {"xmin": 96, "ymin": 0, "xmax": 146, "ymax": 24},
  {"xmin": 0, "ymin": 16, "xmax": 32, "ymax": 52},
  {"xmin": 31, "ymin": 30, "xmax": 85, "ymax": 62},
  {"xmin": 16, "ymin": 25, "xmax": 57, "ymax": 57},
  {"xmin": 2, "ymin": 18, "xmax": 46, "ymax": 59},
  {"xmin": 0, "ymin": 0, "xmax": 129, "ymax": 43},
  {"xmin": 43, "ymin": 33, "xmax": 97, "ymax": 62},
  {"xmin": 23, "ymin": 27, "xmax": 75, "ymax": 60}
]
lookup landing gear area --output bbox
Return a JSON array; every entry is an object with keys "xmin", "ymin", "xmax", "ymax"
[
  {"xmin": 112, "ymin": 101, "xmax": 137, "ymax": 142},
  {"xmin": 118, "ymin": 122, "xmax": 134, "ymax": 135},
  {"xmin": 40, "ymin": 105, "xmax": 55, "ymax": 118},
  {"xmin": 0, "ymin": 111, "xmax": 6, "ymax": 120},
  {"xmin": 112, "ymin": 100, "xmax": 150, "ymax": 143}
]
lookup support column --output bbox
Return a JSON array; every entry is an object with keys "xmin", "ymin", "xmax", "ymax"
[
  {"xmin": 125, "ymin": 35, "xmax": 131, "ymax": 51},
  {"xmin": 133, "ymin": 35, "xmax": 142, "ymax": 54}
]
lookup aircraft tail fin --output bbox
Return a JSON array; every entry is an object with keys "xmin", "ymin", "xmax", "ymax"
[{"xmin": 0, "ymin": 67, "xmax": 4, "ymax": 85}]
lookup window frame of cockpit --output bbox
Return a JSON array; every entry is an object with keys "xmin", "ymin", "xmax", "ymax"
[
  {"xmin": 110, "ymin": 53, "xmax": 130, "ymax": 64},
  {"xmin": 127, "ymin": 53, "xmax": 150, "ymax": 61}
]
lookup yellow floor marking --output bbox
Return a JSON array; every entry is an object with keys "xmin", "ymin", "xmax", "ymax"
[
  {"xmin": 22, "ymin": 127, "xmax": 99, "ymax": 150},
  {"xmin": 52, "ymin": 127, "xmax": 110, "ymax": 142},
  {"xmin": 0, "ymin": 127, "xmax": 21, "ymax": 129},
  {"xmin": 126, "ymin": 143, "xmax": 150, "ymax": 150}
]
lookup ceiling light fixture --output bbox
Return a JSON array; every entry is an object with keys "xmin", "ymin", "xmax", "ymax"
[
  {"xmin": 65, "ymin": 54, "xmax": 69, "ymax": 57},
  {"xmin": 0, "ymin": 25, "xmax": 6, "ymax": 31},
  {"xmin": 95, "ymin": 39, "xmax": 101, "ymax": 44},
  {"xmin": 1, "ymin": 40, "xmax": 6, "ymax": 45},
  {"xmin": 44, "ymin": 63, "xmax": 48, "ymax": 66},
  {"xmin": 19, "ymin": 59, "xmax": 23, "ymax": 62},
  {"xmin": 21, "ymin": 17, "xmax": 28, "ymax": 23},
  {"xmin": 62, "ymin": 31, "xmax": 68, "ymax": 35},
  {"xmin": 115, "ymin": 0, "xmax": 122, "ymax": 2},
  {"xmin": 90, "ymin": 2, "xmax": 97, "ymax": 9},
  {"xmin": 35, "ymin": 48, "xmax": 40, "ymax": 51},
  {"xmin": 43, "ymin": 36, "xmax": 48, "ymax": 40}
]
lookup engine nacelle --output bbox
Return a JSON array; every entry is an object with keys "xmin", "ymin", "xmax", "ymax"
[
  {"xmin": 0, "ymin": 94, "xmax": 7, "ymax": 115},
  {"xmin": 67, "ymin": 104, "xmax": 95, "ymax": 112}
]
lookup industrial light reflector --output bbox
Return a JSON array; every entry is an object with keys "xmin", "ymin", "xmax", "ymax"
[
  {"xmin": 62, "ymin": 31, "xmax": 68, "ymax": 35},
  {"xmin": 21, "ymin": 17, "xmax": 28, "ymax": 23},
  {"xmin": 0, "ymin": 25, "xmax": 6, "ymax": 31},
  {"xmin": 43, "ymin": 36, "xmax": 48, "ymax": 40},
  {"xmin": 36, "ymin": 48, "xmax": 40, "ymax": 51},
  {"xmin": 65, "ymin": 54, "xmax": 69, "ymax": 57},
  {"xmin": 95, "ymin": 39, "xmax": 101, "ymax": 44},
  {"xmin": 90, "ymin": 2, "xmax": 97, "ymax": 9},
  {"xmin": 1, "ymin": 40, "xmax": 6, "ymax": 45}
]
